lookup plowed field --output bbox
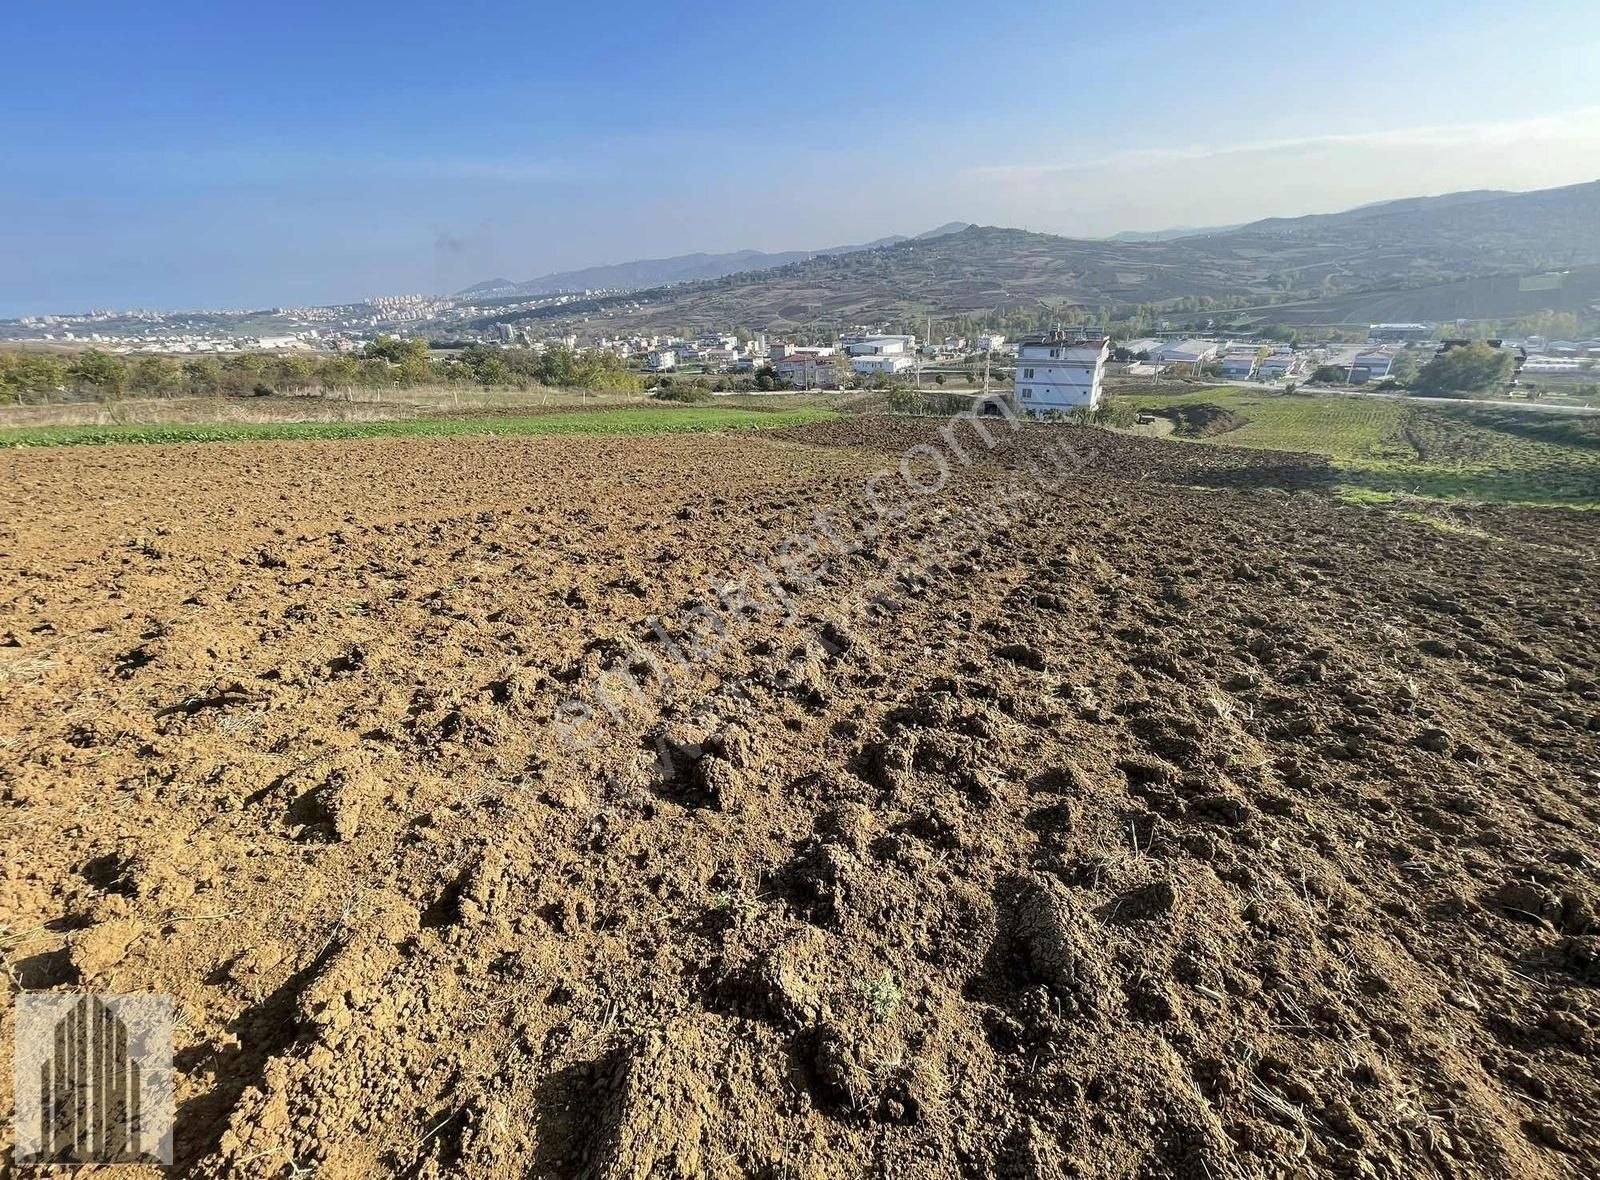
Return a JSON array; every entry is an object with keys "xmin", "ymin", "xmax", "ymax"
[{"xmin": 3, "ymin": 420, "xmax": 1598, "ymax": 1178}]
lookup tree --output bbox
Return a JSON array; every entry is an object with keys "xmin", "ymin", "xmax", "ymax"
[
  {"xmin": 128, "ymin": 355, "xmax": 182, "ymax": 397},
  {"xmin": 1516, "ymin": 311, "xmax": 1582, "ymax": 340},
  {"xmin": 887, "ymin": 388, "xmax": 928, "ymax": 414},
  {"xmin": 317, "ymin": 354, "xmax": 360, "ymax": 390},
  {"xmin": 183, "ymin": 357, "xmax": 223, "ymax": 395},
  {"xmin": 357, "ymin": 357, "xmax": 401, "ymax": 388},
  {"xmin": 1413, "ymin": 343, "xmax": 1514, "ymax": 397},
  {"xmin": 539, "ymin": 344, "xmax": 579, "ymax": 387},
  {"xmin": 211, "ymin": 353, "xmax": 268, "ymax": 395},
  {"xmin": 267, "ymin": 354, "xmax": 316, "ymax": 393},
  {"xmin": 0, "ymin": 351, "xmax": 67, "ymax": 402},
  {"xmin": 396, "ymin": 352, "xmax": 432, "ymax": 386},
  {"xmin": 69, "ymin": 350, "xmax": 127, "ymax": 398},
  {"xmin": 1389, "ymin": 348, "xmax": 1422, "ymax": 384},
  {"xmin": 1093, "ymin": 395, "xmax": 1135, "ymax": 427},
  {"xmin": 362, "ymin": 335, "xmax": 429, "ymax": 366},
  {"xmin": 454, "ymin": 344, "xmax": 508, "ymax": 387}
]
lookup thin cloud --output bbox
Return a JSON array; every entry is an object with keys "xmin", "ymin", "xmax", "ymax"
[{"xmin": 969, "ymin": 107, "xmax": 1600, "ymax": 182}]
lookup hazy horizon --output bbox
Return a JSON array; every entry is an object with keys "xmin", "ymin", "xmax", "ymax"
[{"xmin": 4, "ymin": 0, "xmax": 1597, "ymax": 316}]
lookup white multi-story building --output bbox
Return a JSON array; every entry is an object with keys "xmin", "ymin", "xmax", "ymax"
[
  {"xmin": 975, "ymin": 333, "xmax": 1007, "ymax": 353},
  {"xmin": 1013, "ymin": 335, "xmax": 1109, "ymax": 415},
  {"xmin": 851, "ymin": 354, "xmax": 914, "ymax": 377},
  {"xmin": 647, "ymin": 349, "xmax": 677, "ymax": 372}
]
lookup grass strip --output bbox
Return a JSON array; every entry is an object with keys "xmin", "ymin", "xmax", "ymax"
[{"xmin": 0, "ymin": 407, "xmax": 838, "ymax": 449}]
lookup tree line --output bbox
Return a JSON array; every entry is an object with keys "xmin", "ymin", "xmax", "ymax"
[{"xmin": 0, "ymin": 337, "xmax": 642, "ymax": 403}]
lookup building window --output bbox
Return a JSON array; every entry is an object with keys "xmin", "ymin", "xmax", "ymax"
[
  {"xmin": 1021, "ymin": 389, "xmax": 1033, "ymax": 398},
  {"xmin": 1023, "ymin": 368, "xmax": 1034, "ymax": 379}
]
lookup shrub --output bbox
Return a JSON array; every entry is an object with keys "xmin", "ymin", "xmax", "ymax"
[
  {"xmin": 653, "ymin": 379, "xmax": 712, "ymax": 403},
  {"xmin": 1094, "ymin": 394, "xmax": 1136, "ymax": 427},
  {"xmin": 69, "ymin": 349, "xmax": 127, "ymax": 398},
  {"xmin": 1413, "ymin": 343, "xmax": 1514, "ymax": 397}
]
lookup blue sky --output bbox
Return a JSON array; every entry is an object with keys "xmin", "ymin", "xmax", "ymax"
[{"xmin": 3, "ymin": 0, "xmax": 1597, "ymax": 314}]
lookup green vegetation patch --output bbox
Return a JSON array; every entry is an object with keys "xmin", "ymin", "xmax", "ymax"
[
  {"xmin": 0, "ymin": 406, "xmax": 838, "ymax": 449},
  {"xmin": 1131, "ymin": 387, "xmax": 1409, "ymax": 462},
  {"xmin": 1394, "ymin": 510, "xmax": 1493, "ymax": 539},
  {"xmin": 1345, "ymin": 404, "xmax": 1600, "ymax": 506},
  {"xmin": 1133, "ymin": 386, "xmax": 1600, "ymax": 506}
]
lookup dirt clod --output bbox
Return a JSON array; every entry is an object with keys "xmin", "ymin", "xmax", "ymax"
[{"xmin": 5, "ymin": 421, "xmax": 1599, "ymax": 1179}]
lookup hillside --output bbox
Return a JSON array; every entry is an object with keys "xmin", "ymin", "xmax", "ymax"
[
  {"xmin": 1225, "ymin": 263, "xmax": 1600, "ymax": 327},
  {"xmin": 477, "ymin": 181, "xmax": 1600, "ymax": 333},
  {"xmin": 464, "ymin": 224, "xmax": 973, "ymax": 298}
]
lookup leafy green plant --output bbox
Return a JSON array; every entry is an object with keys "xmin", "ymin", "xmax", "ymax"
[{"xmin": 857, "ymin": 969, "xmax": 902, "ymax": 1024}]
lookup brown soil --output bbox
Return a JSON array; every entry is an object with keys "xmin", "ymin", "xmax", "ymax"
[{"xmin": 3, "ymin": 421, "xmax": 1599, "ymax": 1178}]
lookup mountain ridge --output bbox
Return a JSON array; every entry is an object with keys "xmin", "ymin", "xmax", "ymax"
[
  {"xmin": 462, "ymin": 223, "xmax": 974, "ymax": 298},
  {"xmin": 471, "ymin": 180, "xmax": 1600, "ymax": 333}
]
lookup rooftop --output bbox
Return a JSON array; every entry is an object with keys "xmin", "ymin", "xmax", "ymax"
[{"xmin": 1020, "ymin": 332, "xmax": 1108, "ymax": 348}]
